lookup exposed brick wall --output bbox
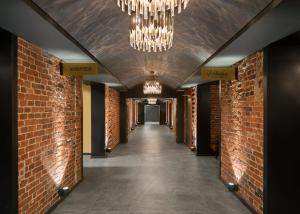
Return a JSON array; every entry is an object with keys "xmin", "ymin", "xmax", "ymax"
[
  {"xmin": 17, "ymin": 38, "xmax": 82, "ymax": 214},
  {"xmin": 221, "ymin": 51, "xmax": 264, "ymax": 213},
  {"xmin": 167, "ymin": 101, "xmax": 171, "ymax": 126},
  {"xmin": 191, "ymin": 87, "xmax": 197, "ymax": 148},
  {"xmin": 132, "ymin": 100, "xmax": 137, "ymax": 127},
  {"xmin": 127, "ymin": 99, "xmax": 132, "ymax": 132},
  {"xmin": 172, "ymin": 99, "xmax": 177, "ymax": 133},
  {"xmin": 127, "ymin": 98, "xmax": 135, "ymax": 131},
  {"xmin": 184, "ymin": 87, "xmax": 197, "ymax": 148},
  {"xmin": 210, "ymin": 85, "xmax": 220, "ymax": 153},
  {"xmin": 168, "ymin": 100, "xmax": 176, "ymax": 130},
  {"xmin": 105, "ymin": 86, "xmax": 120, "ymax": 149}
]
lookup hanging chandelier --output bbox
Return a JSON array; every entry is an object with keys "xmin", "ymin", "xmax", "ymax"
[
  {"xmin": 147, "ymin": 98, "xmax": 158, "ymax": 104},
  {"xmin": 129, "ymin": 11, "xmax": 173, "ymax": 52},
  {"xmin": 143, "ymin": 76, "xmax": 162, "ymax": 94},
  {"xmin": 117, "ymin": 0, "xmax": 190, "ymax": 20},
  {"xmin": 118, "ymin": 0, "xmax": 190, "ymax": 52}
]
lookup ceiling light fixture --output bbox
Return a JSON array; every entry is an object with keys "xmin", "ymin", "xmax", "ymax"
[
  {"xmin": 117, "ymin": 0, "xmax": 190, "ymax": 20},
  {"xmin": 143, "ymin": 74, "xmax": 162, "ymax": 94},
  {"xmin": 130, "ymin": 11, "xmax": 173, "ymax": 52},
  {"xmin": 147, "ymin": 98, "xmax": 158, "ymax": 104}
]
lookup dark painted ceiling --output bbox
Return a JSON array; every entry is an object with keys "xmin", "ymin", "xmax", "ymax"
[{"xmin": 31, "ymin": 0, "xmax": 272, "ymax": 89}]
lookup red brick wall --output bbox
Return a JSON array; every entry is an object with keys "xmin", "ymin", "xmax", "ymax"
[
  {"xmin": 172, "ymin": 99, "xmax": 177, "ymax": 133},
  {"xmin": 221, "ymin": 51, "xmax": 264, "ymax": 213},
  {"xmin": 168, "ymin": 100, "xmax": 176, "ymax": 130},
  {"xmin": 127, "ymin": 99, "xmax": 133, "ymax": 131},
  {"xmin": 18, "ymin": 38, "xmax": 82, "ymax": 214},
  {"xmin": 210, "ymin": 85, "xmax": 220, "ymax": 153},
  {"xmin": 191, "ymin": 87, "xmax": 197, "ymax": 148},
  {"xmin": 184, "ymin": 87, "xmax": 197, "ymax": 148},
  {"xmin": 132, "ymin": 100, "xmax": 137, "ymax": 127},
  {"xmin": 105, "ymin": 86, "xmax": 120, "ymax": 149},
  {"xmin": 183, "ymin": 90, "xmax": 190, "ymax": 147}
]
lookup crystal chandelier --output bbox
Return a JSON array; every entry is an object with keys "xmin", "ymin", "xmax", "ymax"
[
  {"xmin": 147, "ymin": 98, "xmax": 157, "ymax": 104},
  {"xmin": 143, "ymin": 76, "xmax": 162, "ymax": 94},
  {"xmin": 117, "ymin": 0, "xmax": 190, "ymax": 20},
  {"xmin": 129, "ymin": 11, "xmax": 173, "ymax": 52}
]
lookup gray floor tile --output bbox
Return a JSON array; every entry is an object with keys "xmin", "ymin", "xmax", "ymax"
[{"xmin": 51, "ymin": 125, "xmax": 250, "ymax": 214}]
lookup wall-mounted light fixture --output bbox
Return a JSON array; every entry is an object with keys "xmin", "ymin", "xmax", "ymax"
[
  {"xmin": 58, "ymin": 186, "xmax": 70, "ymax": 198},
  {"xmin": 227, "ymin": 182, "xmax": 239, "ymax": 192}
]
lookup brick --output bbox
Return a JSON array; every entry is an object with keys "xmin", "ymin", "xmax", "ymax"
[
  {"xmin": 105, "ymin": 86, "xmax": 120, "ymax": 149},
  {"xmin": 183, "ymin": 87, "xmax": 197, "ymax": 147},
  {"xmin": 210, "ymin": 85, "xmax": 221, "ymax": 153},
  {"xmin": 220, "ymin": 51, "xmax": 264, "ymax": 214},
  {"xmin": 17, "ymin": 38, "xmax": 83, "ymax": 214}
]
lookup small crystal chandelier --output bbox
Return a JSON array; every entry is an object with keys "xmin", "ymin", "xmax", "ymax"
[
  {"xmin": 147, "ymin": 98, "xmax": 158, "ymax": 104},
  {"xmin": 117, "ymin": 0, "xmax": 190, "ymax": 20},
  {"xmin": 130, "ymin": 11, "xmax": 173, "ymax": 52},
  {"xmin": 143, "ymin": 75, "xmax": 162, "ymax": 94}
]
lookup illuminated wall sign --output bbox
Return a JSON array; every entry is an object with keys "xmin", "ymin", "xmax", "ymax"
[
  {"xmin": 61, "ymin": 63, "xmax": 98, "ymax": 76},
  {"xmin": 201, "ymin": 67, "xmax": 237, "ymax": 80}
]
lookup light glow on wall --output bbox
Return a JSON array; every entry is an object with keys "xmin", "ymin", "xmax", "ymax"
[
  {"xmin": 224, "ymin": 82, "xmax": 248, "ymax": 182},
  {"xmin": 41, "ymin": 79, "xmax": 76, "ymax": 187},
  {"xmin": 41, "ymin": 106, "xmax": 73, "ymax": 187},
  {"xmin": 227, "ymin": 131, "xmax": 247, "ymax": 182},
  {"xmin": 41, "ymin": 144, "xmax": 72, "ymax": 187}
]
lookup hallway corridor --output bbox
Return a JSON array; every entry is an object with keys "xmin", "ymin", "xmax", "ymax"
[{"xmin": 52, "ymin": 125, "xmax": 250, "ymax": 214}]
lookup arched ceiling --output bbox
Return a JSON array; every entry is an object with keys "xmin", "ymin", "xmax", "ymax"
[{"xmin": 31, "ymin": 0, "xmax": 272, "ymax": 89}]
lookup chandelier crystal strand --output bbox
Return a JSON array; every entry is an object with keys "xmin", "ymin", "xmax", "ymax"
[
  {"xmin": 130, "ymin": 11, "xmax": 174, "ymax": 52},
  {"xmin": 118, "ymin": 0, "xmax": 190, "ymax": 20}
]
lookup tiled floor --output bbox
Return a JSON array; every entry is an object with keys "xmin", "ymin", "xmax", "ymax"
[{"xmin": 52, "ymin": 125, "xmax": 250, "ymax": 214}]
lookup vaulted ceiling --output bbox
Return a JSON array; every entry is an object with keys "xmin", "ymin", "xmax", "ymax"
[{"xmin": 31, "ymin": 0, "xmax": 272, "ymax": 89}]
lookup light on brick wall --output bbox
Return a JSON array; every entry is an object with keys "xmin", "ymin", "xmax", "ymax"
[
  {"xmin": 227, "ymin": 132, "xmax": 247, "ymax": 182},
  {"xmin": 226, "ymin": 80, "xmax": 247, "ymax": 182},
  {"xmin": 18, "ymin": 38, "xmax": 83, "ymax": 213},
  {"xmin": 41, "ymin": 102, "xmax": 73, "ymax": 187},
  {"xmin": 42, "ymin": 146, "xmax": 72, "ymax": 187},
  {"xmin": 221, "ymin": 52, "xmax": 264, "ymax": 213}
]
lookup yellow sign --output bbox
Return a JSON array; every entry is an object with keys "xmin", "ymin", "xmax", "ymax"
[
  {"xmin": 201, "ymin": 67, "xmax": 237, "ymax": 80},
  {"xmin": 61, "ymin": 63, "xmax": 98, "ymax": 76}
]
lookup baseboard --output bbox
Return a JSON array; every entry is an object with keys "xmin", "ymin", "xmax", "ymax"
[
  {"xmin": 219, "ymin": 177, "xmax": 256, "ymax": 214},
  {"xmin": 82, "ymin": 153, "xmax": 91, "ymax": 155},
  {"xmin": 46, "ymin": 178, "xmax": 84, "ymax": 214}
]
